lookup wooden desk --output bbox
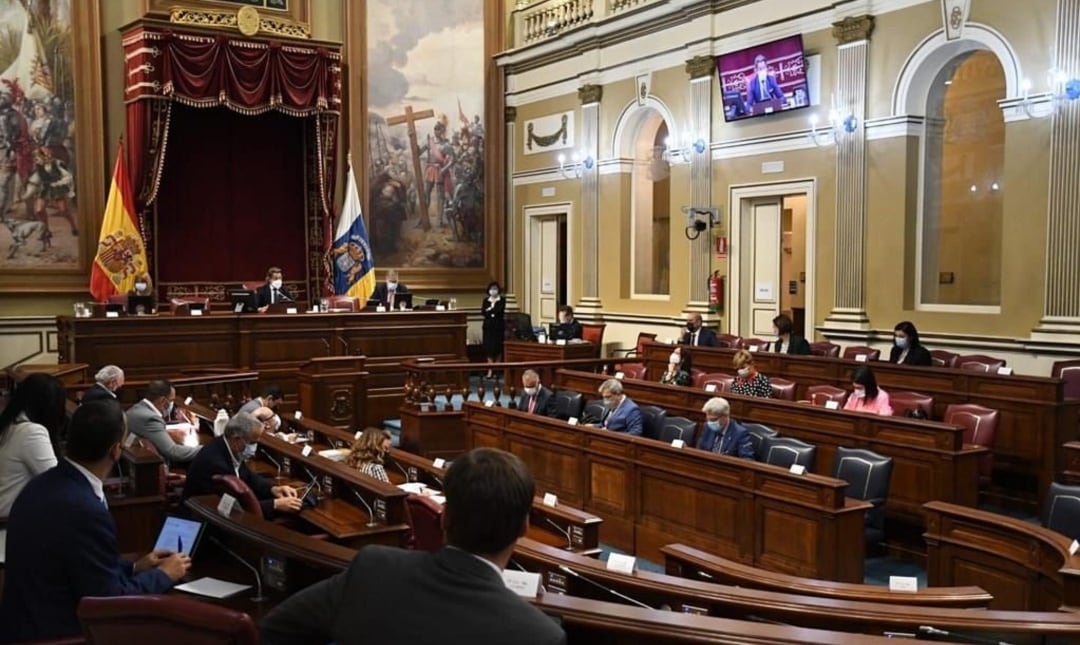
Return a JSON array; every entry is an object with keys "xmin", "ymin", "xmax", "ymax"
[
  {"xmin": 56, "ymin": 310, "xmax": 468, "ymax": 425},
  {"xmin": 556, "ymin": 369, "xmax": 984, "ymax": 527},
  {"xmin": 5, "ymin": 362, "xmax": 88, "ymax": 389},
  {"xmin": 464, "ymin": 402, "xmax": 870, "ymax": 582},
  {"xmin": 641, "ymin": 341, "xmax": 1080, "ymax": 508},
  {"xmin": 923, "ymin": 500, "xmax": 1080, "ymax": 611},
  {"xmin": 1063, "ymin": 440, "xmax": 1080, "ymax": 485},
  {"xmin": 504, "ymin": 340, "xmax": 600, "ymax": 362}
]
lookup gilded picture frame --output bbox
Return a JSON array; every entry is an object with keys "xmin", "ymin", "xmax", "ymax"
[{"xmin": 0, "ymin": 0, "xmax": 105, "ymax": 293}]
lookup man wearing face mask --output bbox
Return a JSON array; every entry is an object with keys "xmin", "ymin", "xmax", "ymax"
[
  {"xmin": 593, "ymin": 379, "xmax": 642, "ymax": 436},
  {"xmin": 371, "ymin": 269, "xmax": 409, "ymax": 309},
  {"xmin": 181, "ymin": 411, "xmax": 303, "ymax": 517},
  {"xmin": 255, "ymin": 266, "xmax": 294, "ymax": 312},
  {"xmin": 516, "ymin": 369, "xmax": 555, "ymax": 417},
  {"xmin": 694, "ymin": 397, "xmax": 754, "ymax": 459},
  {"xmin": 679, "ymin": 313, "xmax": 719, "ymax": 347},
  {"xmin": 125, "ymin": 379, "xmax": 201, "ymax": 466},
  {"xmin": 0, "ymin": 400, "xmax": 191, "ymax": 642},
  {"xmin": 745, "ymin": 54, "xmax": 785, "ymax": 111}
]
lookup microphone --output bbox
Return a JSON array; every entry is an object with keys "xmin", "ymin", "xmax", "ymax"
[
  {"xmin": 391, "ymin": 459, "xmax": 413, "ymax": 482},
  {"xmin": 351, "ymin": 489, "xmax": 379, "ymax": 527},
  {"xmin": 509, "ymin": 559, "xmax": 529, "ymax": 572},
  {"xmin": 208, "ymin": 535, "xmax": 265, "ymax": 602},
  {"xmin": 916, "ymin": 626, "xmax": 1011, "ymax": 645},
  {"xmin": 556, "ymin": 564, "xmax": 653, "ymax": 609},
  {"xmin": 274, "ymin": 288, "xmax": 293, "ymax": 303},
  {"xmin": 544, "ymin": 518, "xmax": 574, "ymax": 550},
  {"xmin": 320, "ymin": 337, "xmax": 331, "ymax": 356},
  {"xmin": 336, "ymin": 336, "xmax": 349, "ymax": 353},
  {"xmin": 261, "ymin": 449, "xmax": 283, "ymax": 479}
]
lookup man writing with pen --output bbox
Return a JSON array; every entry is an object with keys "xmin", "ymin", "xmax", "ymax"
[{"xmin": 181, "ymin": 410, "xmax": 304, "ymax": 517}]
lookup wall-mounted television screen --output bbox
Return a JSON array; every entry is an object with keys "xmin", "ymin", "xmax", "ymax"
[{"xmin": 717, "ymin": 35, "xmax": 810, "ymax": 123}]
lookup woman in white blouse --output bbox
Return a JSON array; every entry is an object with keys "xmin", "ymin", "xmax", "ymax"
[{"xmin": 0, "ymin": 373, "xmax": 68, "ymax": 517}]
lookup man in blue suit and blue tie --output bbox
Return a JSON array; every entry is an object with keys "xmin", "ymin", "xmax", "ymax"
[
  {"xmin": 745, "ymin": 54, "xmax": 785, "ymax": 109},
  {"xmin": 595, "ymin": 379, "xmax": 643, "ymax": 436},
  {"xmin": 0, "ymin": 400, "xmax": 190, "ymax": 643},
  {"xmin": 694, "ymin": 397, "xmax": 755, "ymax": 459}
]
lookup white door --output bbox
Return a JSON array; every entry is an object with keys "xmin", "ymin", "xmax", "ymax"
[
  {"xmin": 528, "ymin": 214, "xmax": 564, "ymax": 326},
  {"xmin": 739, "ymin": 199, "xmax": 781, "ymax": 337}
]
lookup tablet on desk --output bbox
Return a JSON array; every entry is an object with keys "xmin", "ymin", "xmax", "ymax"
[{"xmin": 154, "ymin": 515, "xmax": 204, "ymax": 557}]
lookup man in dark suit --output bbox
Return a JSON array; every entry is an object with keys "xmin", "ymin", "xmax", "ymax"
[
  {"xmin": 0, "ymin": 400, "xmax": 190, "ymax": 643},
  {"xmin": 680, "ymin": 313, "xmax": 718, "ymax": 347},
  {"xmin": 516, "ymin": 369, "xmax": 555, "ymax": 417},
  {"xmin": 181, "ymin": 411, "xmax": 303, "ymax": 518},
  {"xmin": 259, "ymin": 447, "xmax": 566, "ymax": 645},
  {"xmin": 370, "ymin": 268, "xmax": 409, "ymax": 308},
  {"xmin": 81, "ymin": 364, "xmax": 124, "ymax": 403},
  {"xmin": 745, "ymin": 54, "xmax": 785, "ymax": 109},
  {"xmin": 594, "ymin": 378, "xmax": 643, "ymax": 436},
  {"xmin": 254, "ymin": 266, "xmax": 295, "ymax": 312},
  {"xmin": 694, "ymin": 397, "xmax": 754, "ymax": 459},
  {"xmin": 551, "ymin": 305, "xmax": 583, "ymax": 341}
]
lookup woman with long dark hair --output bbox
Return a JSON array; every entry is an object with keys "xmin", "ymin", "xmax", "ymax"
[
  {"xmin": 889, "ymin": 321, "xmax": 932, "ymax": 366},
  {"xmin": 843, "ymin": 366, "xmax": 894, "ymax": 416},
  {"xmin": 0, "ymin": 373, "xmax": 68, "ymax": 516},
  {"xmin": 481, "ymin": 281, "xmax": 506, "ymax": 379}
]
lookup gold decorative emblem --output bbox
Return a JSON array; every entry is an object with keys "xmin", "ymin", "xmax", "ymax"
[
  {"xmin": 97, "ymin": 232, "xmax": 145, "ymax": 282},
  {"xmin": 237, "ymin": 6, "xmax": 260, "ymax": 36}
]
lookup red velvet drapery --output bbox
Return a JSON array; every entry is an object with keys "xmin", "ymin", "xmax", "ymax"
[{"xmin": 121, "ymin": 21, "xmax": 341, "ymax": 296}]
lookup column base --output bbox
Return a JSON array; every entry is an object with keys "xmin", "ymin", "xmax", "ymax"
[
  {"xmin": 575, "ymin": 297, "xmax": 603, "ymax": 315},
  {"xmin": 823, "ymin": 308, "xmax": 870, "ymax": 331},
  {"xmin": 504, "ymin": 293, "xmax": 520, "ymax": 312},
  {"xmin": 1031, "ymin": 317, "xmax": 1080, "ymax": 346}
]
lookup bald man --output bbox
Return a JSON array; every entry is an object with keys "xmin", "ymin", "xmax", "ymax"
[{"xmin": 679, "ymin": 313, "xmax": 718, "ymax": 347}]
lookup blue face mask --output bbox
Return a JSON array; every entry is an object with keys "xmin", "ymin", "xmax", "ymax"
[
  {"xmin": 240, "ymin": 442, "xmax": 257, "ymax": 460},
  {"xmin": 705, "ymin": 420, "xmax": 721, "ymax": 431},
  {"xmin": 895, "ymin": 337, "xmax": 908, "ymax": 349}
]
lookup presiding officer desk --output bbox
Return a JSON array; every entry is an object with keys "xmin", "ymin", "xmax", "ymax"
[
  {"xmin": 639, "ymin": 341, "xmax": 1080, "ymax": 508},
  {"xmin": 56, "ymin": 310, "xmax": 468, "ymax": 424}
]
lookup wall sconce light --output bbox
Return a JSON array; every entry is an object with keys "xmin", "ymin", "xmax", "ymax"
[
  {"xmin": 808, "ymin": 95, "xmax": 858, "ymax": 147},
  {"xmin": 557, "ymin": 151, "xmax": 594, "ymax": 179},
  {"xmin": 1021, "ymin": 68, "xmax": 1080, "ymax": 118},
  {"xmin": 662, "ymin": 136, "xmax": 707, "ymax": 165}
]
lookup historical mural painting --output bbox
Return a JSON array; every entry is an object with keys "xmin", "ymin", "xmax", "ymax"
[
  {"xmin": 0, "ymin": 0, "xmax": 78, "ymax": 269},
  {"xmin": 366, "ymin": 0, "xmax": 485, "ymax": 269}
]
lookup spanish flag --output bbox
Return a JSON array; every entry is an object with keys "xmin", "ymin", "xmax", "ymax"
[{"xmin": 89, "ymin": 143, "xmax": 148, "ymax": 302}]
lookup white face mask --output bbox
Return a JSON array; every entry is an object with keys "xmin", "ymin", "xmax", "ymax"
[
  {"xmin": 134, "ymin": 282, "xmax": 147, "ymax": 291},
  {"xmin": 737, "ymin": 367, "xmax": 751, "ymax": 378},
  {"xmin": 757, "ymin": 69, "xmax": 767, "ymax": 81},
  {"xmin": 852, "ymin": 388, "xmax": 866, "ymax": 399},
  {"xmin": 489, "ymin": 288, "xmax": 499, "ymax": 297},
  {"xmin": 668, "ymin": 353, "xmax": 681, "ymax": 365},
  {"xmin": 387, "ymin": 281, "xmax": 398, "ymax": 291},
  {"xmin": 523, "ymin": 386, "xmax": 538, "ymax": 396},
  {"xmin": 270, "ymin": 279, "xmax": 283, "ymax": 290}
]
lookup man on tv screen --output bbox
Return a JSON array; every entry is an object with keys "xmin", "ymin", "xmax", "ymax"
[{"xmin": 745, "ymin": 54, "xmax": 785, "ymax": 108}]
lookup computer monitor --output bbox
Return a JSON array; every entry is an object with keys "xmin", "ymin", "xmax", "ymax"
[
  {"xmin": 390, "ymin": 292, "xmax": 413, "ymax": 311},
  {"xmin": 127, "ymin": 295, "xmax": 154, "ymax": 315},
  {"xmin": 549, "ymin": 323, "xmax": 573, "ymax": 341},
  {"xmin": 228, "ymin": 288, "xmax": 258, "ymax": 313},
  {"xmin": 364, "ymin": 298, "xmax": 382, "ymax": 311},
  {"xmin": 424, "ymin": 298, "xmax": 441, "ymax": 308}
]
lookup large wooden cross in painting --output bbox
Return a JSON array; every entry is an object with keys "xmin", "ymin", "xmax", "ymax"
[{"xmin": 386, "ymin": 106, "xmax": 435, "ymax": 231}]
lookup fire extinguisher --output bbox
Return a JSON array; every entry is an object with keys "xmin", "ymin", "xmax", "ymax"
[{"xmin": 708, "ymin": 271, "xmax": 724, "ymax": 314}]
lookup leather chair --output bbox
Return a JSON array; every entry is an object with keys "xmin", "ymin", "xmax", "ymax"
[
  {"xmin": 1041, "ymin": 482, "xmax": 1080, "ymax": 540},
  {"xmin": 718, "ymin": 333, "xmax": 742, "ymax": 349},
  {"xmin": 552, "ymin": 390, "xmax": 584, "ymax": 421},
  {"xmin": 660, "ymin": 416, "xmax": 697, "ymax": 445},
  {"xmin": 769, "ymin": 377, "xmax": 796, "ymax": 401},
  {"xmin": 890, "ymin": 391, "xmax": 935, "ymax": 419},
  {"xmin": 832, "ymin": 447, "xmax": 894, "ymax": 548},
  {"xmin": 842, "ymin": 346, "xmax": 880, "ymax": 362},
  {"xmin": 621, "ymin": 363, "xmax": 647, "ymax": 381},
  {"xmin": 170, "ymin": 298, "xmax": 210, "ymax": 316},
  {"xmin": 405, "ymin": 494, "xmax": 445, "ymax": 552},
  {"xmin": 581, "ymin": 323, "xmax": 606, "ymax": 346},
  {"xmin": 328, "ymin": 295, "xmax": 359, "ymax": 312},
  {"xmin": 930, "ymin": 350, "xmax": 960, "ymax": 368},
  {"xmin": 106, "ymin": 294, "xmax": 128, "ymax": 306},
  {"xmin": 1052, "ymin": 359, "xmax": 1080, "ymax": 400},
  {"xmin": 612, "ymin": 332, "xmax": 657, "ymax": 376},
  {"xmin": 212, "ymin": 474, "xmax": 262, "ymax": 519},
  {"xmin": 241, "ymin": 281, "xmax": 265, "ymax": 291},
  {"xmin": 944, "ymin": 404, "xmax": 999, "ymax": 486},
  {"xmin": 640, "ymin": 405, "xmax": 668, "ymax": 441},
  {"xmin": 697, "ymin": 372, "xmax": 734, "ymax": 393},
  {"xmin": 809, "ymin": 341, "xmax": 840, "ymax": 357},
  {"xmin": 689, "ymin": 368, "xmax": 705, "ymax": 386},
  {"xmin": 743, "ymin": 423, "xmax": 778, "ymax": 461},
  {"xmin": 956, "ymin": 354, "xmax": 1007, "ymax": 373},
  {"xmin": 78, "ymin": 594, "xmax": 258, "ymax": 645},
  {"xmin": 763, "ymin": 436, "xmax": 816, "ymax": 471},
  {"xmin": 805, "ymin": 385, "xmax": 848, "ymax": 407},
  {"xmin": 583, "ymin": 399, "xmax": 606, "ymax": 424},
  {"xmin": 741, "ymin": 338, "xmax": 769, "ymax": 352}
]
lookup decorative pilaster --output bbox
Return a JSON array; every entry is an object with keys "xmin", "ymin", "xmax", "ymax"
[
  {"xmin": 685, "ymin": 56, "xmax": 714, "ymax": 311},
  {"xmin": 504, "ymin": 106, "xmax": 519, "ymax": 311},
  {"xmin": 578, "ymin": 84, "xmax": 603, "ymax": 310},
  {"xmin": 1036, "ymin": 0, "xmax": 1080, "ymax": 336},
  {"xmin": 824, "ymin": 15, "xmax": 874, "ymax": 329}
]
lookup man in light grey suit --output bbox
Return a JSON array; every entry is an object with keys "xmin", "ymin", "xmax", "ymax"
[{"xmin": 125, "ymin": 379, "xmax": 200, "ymax": 465}]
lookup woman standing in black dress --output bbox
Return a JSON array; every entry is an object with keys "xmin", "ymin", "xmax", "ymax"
[{"xmin": 481, "ymin": 281, "xmax": 506, "ymax": 378}]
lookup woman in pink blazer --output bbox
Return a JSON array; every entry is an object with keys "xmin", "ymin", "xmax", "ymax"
[{"xmin": 843, "ymin": 366, "xmax": 893, "ymax": 416}]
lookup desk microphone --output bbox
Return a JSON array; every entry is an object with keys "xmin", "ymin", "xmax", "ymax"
[
  {"xmin": 336, "ymin": 336, "xmax": 350, "ymax": 353},
  {"xmin": 555, "ymin": 565, "xmax": 653, "ymax": 609},
  {"xmin": 208, "ymin": 535, "xmax": 265, "ymax": 603},
  {"xmin": 320, "ymin": 337, "xmax": 331, "ymax": 356},
  {"xmin": 274, "ymin": 288, "xmax": 293, "ymax": 303},
  {"xmin": 261, "ymin": 449, "xmax": 283, "ymax": 479},
  {"xmin": 543, "ymin": 518, "xmax": 574, "ymax": 550},
  {"xmin": 351, "ymin": 489, "xmax": 379, "ymax": 527},
  {"xmin": 391, "ymin": 459, "xmax": 413, "ymax": 483},
  {"xmin": 916, "ymin": 626, "xmax": 1012, "ymax": 645}
]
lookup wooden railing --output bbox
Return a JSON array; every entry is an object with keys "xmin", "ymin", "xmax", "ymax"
[{"xmin": 513, "ymin": 0, "xmax": 662, "ymax": 47}]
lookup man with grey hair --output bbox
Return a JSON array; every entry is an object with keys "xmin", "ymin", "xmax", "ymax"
[
  {"xmin": 593, "ymin": 378, "xmax": 642, "ymax": 436},
  {"xmin": 516, "ymin": 369, "xmax": 554, "ymax": 417},
  {"xmin": 181, "ymin": 411, "xmax": 302, "ymax": 517},
  {"xmin": 371, "ymin": 268, "xmax": 409, "ymax": 309},
  {"xmin": 694, "ymin": 396, "xmax": 754, "ymax": 459},
  {"xmin": 81, "ymin": 365, "xmax": 124, "ymax": 403}
]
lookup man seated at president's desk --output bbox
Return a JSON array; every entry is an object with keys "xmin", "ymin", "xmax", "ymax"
[
  {"xmin": 255, "ymin": 265, "xmax": 295, "ymax": 312},
  {"xmin": 548, "ymin": 305, "xmax": 583, "ymax": 341},
  {"xmin": 371, "ymin": 269, "xmax": 410, "ymax": 309}
]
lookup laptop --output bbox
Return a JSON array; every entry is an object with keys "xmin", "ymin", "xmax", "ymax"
[
  {"xmin": 548, "ymin": 323, "xmax": 574, "ymax": 341},
  {"xmin": 154, "ymin": 515, "xmax": 205, "ymax": 557}
]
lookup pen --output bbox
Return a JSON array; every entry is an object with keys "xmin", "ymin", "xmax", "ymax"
[{"xmin": 178, "ymin": 535, "xmax": 183, "ymax": 554}]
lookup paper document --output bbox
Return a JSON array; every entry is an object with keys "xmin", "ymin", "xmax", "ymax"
[
  {"xmin": 397, "ymin": 482, "xmax": 427, "ymax": 494},
  {"xmin": 175, "ymin": 577, "xmax": 251, "ymax": 599}
]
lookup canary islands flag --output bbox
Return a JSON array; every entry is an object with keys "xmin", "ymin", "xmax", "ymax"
[
  {"xmin": 332, "ymin": 158, "xmax": 375, "ymax": 301},
  {"xmin": 90, "ymin": 142, "xmax": 148, "ymax": 302}
]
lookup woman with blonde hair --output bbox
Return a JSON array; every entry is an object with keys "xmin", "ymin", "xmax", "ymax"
[
  {"xmin": 345, "ymin": 428, "xmax": 392, "ymax": 482},
  {"xmin": 729, "ymin": 349, "xmax": 773, "ymax": 398}
]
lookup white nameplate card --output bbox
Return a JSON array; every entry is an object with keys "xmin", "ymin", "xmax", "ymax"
[
  {"xmin": 234, "ymin": 303, "xmax": 245, "ymax": 313},
  {"xmin": 567, "ymin": 417, "xmax": 579, "ymax": 426},
  {"xmin": 484, "ymin": 400, "xmax": 494, "ymax": 407},
  {"xmin": 286, "ymin": 307, "xmax": 297, "ymax": 315},
  {"xmin": 376, "ymin": 305, "xmax": 386, "ymax": 312},
  {"xmin": 502, "ymin": 570, "xmax": 542, "ymax": 598},
  {"xmin": 294, "ymin": 410, "xmax": 303, "ymax": 420},
  {"xmin": 355, "ymin": 430, "xmax": 363, "ymax": 440},
  {"xmin": 789, "ymin": 464, "xmax": 806, "ymax": 475},
  {"xmin": 191, "ymin": 309, "xmax": 203, "ymax": 316},
  {"xmin": 614, "ymin": 372, "xmax": 625, "ymax": 380},
  {"xmin": 825, "ymin": 400, "xmax": 840, "ymax": 410},
  {"xmin": 748, "ymin": 345, "xmax": 758, "ymax": 353},
  {"xmin": 704, "ymin": 384, "xmax": 718, "ymax": 393},
  {"xmin": 997, "ymin": 367, "xmax": 1013, "ymax": 376},
  {"xmin": 435, "ymin": 305, "xmax": 446, "ymax": 311},
  {"xmin": 854, "ymin": 354, "xmax": 868, "ymax": 363},
  {"xmin": 606, "ymin": 553, "xmax": 636, "ymax": 574},
  {"xmin": 123, "ymin": 432, "xmax": 138, "ymax": 448},
  {"xmin": 217, "ymin": 494, "xmax": 237, "ymax": 516},
  {"xmin": 888, "ymin": 576, "xmax": 918, "ymax": 593},
  {"xmin": 542, "ymin": 493, "xmax": 558, "ymax": 507},
  {"xmin": 1071, "ymin": 540, "xmax": 1079, "ymax": 556},
  {"xmin": 555, "ymin": 339, "xmax": 567, "ymax": 346},
  {"xmin": 671, "ymin": 439, "xmax": 685, "ymax": 449},
  {"xmin": 184, "ymin": 396, "xmax": 194, "ymax": 405},
  {"xmin": 301, "ymin": 444, "xmax": 312, "ymax": 457},
  {"xmin": 105, "ymin": 311, "xmax": 119, "ymax": 318},
  {"xmin": 433, "ymin": 458, "xmax": 446, "ymax": 469}
]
